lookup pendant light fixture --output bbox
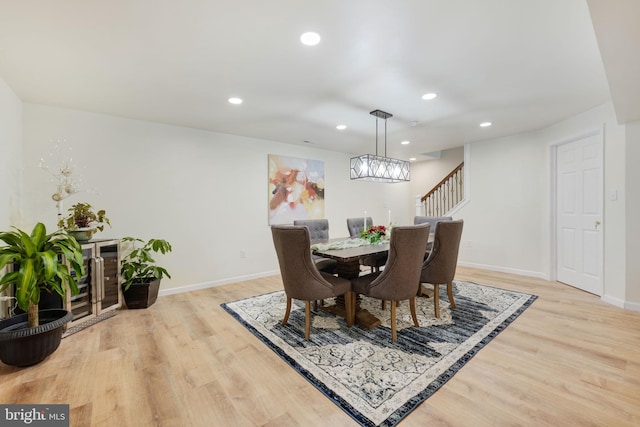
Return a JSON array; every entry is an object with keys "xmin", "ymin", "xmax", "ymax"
[{"xmin": 350, "ymin": 110, "xmax": 410, "ymax": 182}]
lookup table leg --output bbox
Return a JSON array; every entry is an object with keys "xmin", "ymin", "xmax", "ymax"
[
  {"xmin": 321, "ymin": 295, "xmax": 381, "ymax": 329},
  {"xmin": 320, "ymin": 259, "xmax": 382, "ymax": 329}
]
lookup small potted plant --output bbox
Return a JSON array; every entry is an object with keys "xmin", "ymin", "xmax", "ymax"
[
  {"xmin": 120, "ymin": 237, "xmax": 172, "ymax": 309},
  {"xmin": 58, "ymin": 202, "xmax": 111, "ymax": 242},
  {"xmin": 0, "ymin": 222, "xmax": 84, "ymax": 366}
]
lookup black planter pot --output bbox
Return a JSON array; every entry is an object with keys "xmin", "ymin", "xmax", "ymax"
[
  {"xmin": 123, "ymin": 279, "xmax": 161, "ymax": 309},
  {"xmin": 13, "ymin": 289, "xmax": 63, "ymax": 315},
  {"xmin": 0, "ymin": 309, "xmax": 73, "ymax": 367}
]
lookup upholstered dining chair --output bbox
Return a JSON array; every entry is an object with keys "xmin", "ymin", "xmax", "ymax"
[
  {"xmin": 271, "ymin": 225, "xmax": 354, "ymax": 340},
  {"xmin": 351, "ymin": 223, "xmax": 430, "ymax": 342},
  {"xmin": 413, "ymin": 215, "xmax": 453, "ymax": 232},
  {"xmin": 346, "ymin": 216, "xmax": 387, "ymax": 273},
  {"xmin": 346, "ymin": 217, "xmax": 373, "ymax": 238},
  {"xmin": 419, "ymin": 219, "xmax": 464, "ymax": 318},
  {"xmin": 414, "ymin": 215, "xmax": 453, "ymax": 255},
  {"xmin": 293, "ymin": 219, "xmax": 337, "ymax": 274}
]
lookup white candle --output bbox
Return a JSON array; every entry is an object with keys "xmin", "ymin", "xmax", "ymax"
[
  {"xmin": 388, "ymin": 209, "xmax": 391, "ymax": 225},
  {"xmin": 364, "ymin": 211, "xmax": 367, "ymax": 232}
]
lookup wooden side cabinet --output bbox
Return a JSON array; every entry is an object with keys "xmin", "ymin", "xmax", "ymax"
[{"xmin": 66, "ymin": 239, "xmax": 122, "ymax": 327}]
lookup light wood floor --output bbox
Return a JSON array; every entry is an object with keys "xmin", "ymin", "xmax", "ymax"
[{"xmin": 1, "ymin": 267, "xmax": 640, "ymax": 426}]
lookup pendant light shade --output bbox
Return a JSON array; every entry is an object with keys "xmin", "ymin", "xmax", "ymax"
[{"xmin": 350, "ymin": 110, "xmax": 410, "ymax": 183}]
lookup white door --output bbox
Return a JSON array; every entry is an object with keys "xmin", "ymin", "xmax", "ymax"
[{"xmin": 556, "ymin": 133, "xmax": 603, "ymax": 295}]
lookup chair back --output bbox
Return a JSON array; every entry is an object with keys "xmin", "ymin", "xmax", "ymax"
[
  {"xmin": 414, "ymin": 216, "xmax": 453, "ymax": 234},
  {"xmin": 366, "ymin": 223, "xmax": 430, "ymax": 301},
  {"xmin": 293, "ymin": 219, "xmax": 329, "ymax": 241},
  {"xmin": 270, "ymin": 225, "xmax": 337, "ymax": 300},
  {"xmin": 346, "ymin": 217, "xmax": 373, "ymax": 238},
  {"xmin": 420, "ymin": 220, "xmax": 464, "ymax": 284}
]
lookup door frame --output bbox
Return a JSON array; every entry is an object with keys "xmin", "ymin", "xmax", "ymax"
[{"xmin": 548, "ymin": 126, "xmax": 604, "ymax": 288}]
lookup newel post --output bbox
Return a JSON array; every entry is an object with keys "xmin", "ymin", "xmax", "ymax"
[{"xmin": 415, "ymin": 195, "xmax": 423, "ymax": 216}]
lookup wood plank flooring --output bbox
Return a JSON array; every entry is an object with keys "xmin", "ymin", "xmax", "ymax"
[{"xmin": 1, "ymin": 267, "xmax": 640, "ymax": 426}]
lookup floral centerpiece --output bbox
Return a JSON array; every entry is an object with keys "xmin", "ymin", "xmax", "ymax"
[{"xmin": 361, "ymin": 225, "xmax": 387, "ymax": 244}]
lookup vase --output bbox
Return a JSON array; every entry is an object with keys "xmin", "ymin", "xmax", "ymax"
[{"xmin": 68, "ymin": 228, "xmax": 95, "ymax": 242}]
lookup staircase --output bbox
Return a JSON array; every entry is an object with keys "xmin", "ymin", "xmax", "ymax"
[{"xmin": 419, "ymin": 162, "xmax": 464, "ymax": 216}]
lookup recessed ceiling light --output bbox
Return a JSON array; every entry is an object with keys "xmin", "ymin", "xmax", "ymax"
[
  {"xmin": 480, "ymin": 122, "xmax": 492, "ymax": 127},
  {"xmin": 409, "ymin": 157, "xmax": 417, "ymax": 161},
  {"xmin": 336, "ymin": 124, "xmax": 347, "ymax": 130},
  {"xmin": 401, "ymin": 140, "xmax": 410, "ymax": 145},
  {"xmin": 300, "ymin": 32, "xmax": 321, "ymax": 46},
  {"xmin": 421, "ymin": 93, "xmax": 437, "ymax": 100},
  {"xmin": 228, "ymin": 97, "xmax": 243, "ymax": 105}
]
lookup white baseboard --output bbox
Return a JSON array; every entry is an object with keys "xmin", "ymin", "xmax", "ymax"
[
  {"xmin": 601, "ymin": 294, "xmax": 625, "ymax": 309},
  {"xmin": 457, "ymin": 261, "xmax": 548, "ymax": 280},
  {"xmin": 601, "ymin": 294, "xmax": 640, "ymax": 311},
  {"xmin": 157, "ymin": 266, "xmax": 640, "ymax": 312},
  {"xmin": 158, "ymin": 269, "xmax": 280, "ymax": 297},
  {"xmin": 624, "ymin": 299, "xmax": 640, "ymax": 312}
]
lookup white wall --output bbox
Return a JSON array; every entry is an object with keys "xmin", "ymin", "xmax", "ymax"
[
  {"xmin": 625, "ymin": 121, "xmax": 640, "ymax": 305},
  {"xmin": 0, "ymin": 76, "xmax": 22, "ymax": 230},
  {"xmin": 456, "ymin": 102, "xmax": 628, "ymax": 304},
  {"xmin": 17, "ymin": 102, "xmax": 635, "ymax": 305},
  {"xmin": 456, "ymin": 131, "xmax": 549, "ymax": 278},
  {"xmin": 21, "ymin": 104, "xmax": 411, "ymax": 292}
]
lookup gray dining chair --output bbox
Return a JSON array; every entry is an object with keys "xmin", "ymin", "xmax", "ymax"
[
  {"xmin": 293, "ymin": 219, "xmax": 337, "ymax": 274},
  {"xmin": 351, "ymin": 223, "xmax": 430, "ymax": 342},
  {"xmin": 346, "ymin": 217, "xmax": 373, "ymax": 238},
  {"xmin": 413, "ymin": 215, "xmax": 453, "ymax": 233},
  {"xmin": 414, "ymin": 215, "xmax": 453, "ymax": 255},
  {"xmin": 419, "ymin": 220, "xmax": 464, "ymax": 318},
  {"xmin": 271, "ymin": 225, "xmax": 354, "ymax": 340},
  {"xmin": 346, "ymin": 216, "xmax": 386, "ymax": 273},
  {"xmin": 293, "ymin": 219, "xmax": 330, "ymax": 241}
]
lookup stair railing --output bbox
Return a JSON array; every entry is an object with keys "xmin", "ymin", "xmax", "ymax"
[{"xmin": 420, "ymin": 162, "xmax": 464, "ymax": 216}]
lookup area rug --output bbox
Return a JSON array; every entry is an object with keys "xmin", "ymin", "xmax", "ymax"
[{"xmin": 222, "ymin": 281, "xmax": 536, "ymax": 427}]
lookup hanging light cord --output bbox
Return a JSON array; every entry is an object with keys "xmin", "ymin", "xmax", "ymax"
[
  {"xmin": 374, "ymin": 116, "xmax": 389, "ymax": 157},
  {"xmin": 375, "ymin": 117, "xmax": 379, "ymax": 156},
  {"xmin": 384, "ymin": 118, "xmax": 387, "ymax": 157}
]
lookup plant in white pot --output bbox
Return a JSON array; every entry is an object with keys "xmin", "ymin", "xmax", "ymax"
[
  {"xmin": 58, "ymin": 202, "xmax": 111, "ymax": 242},
  {"xmin": 0, "ymin": 222, "xmax": 84, "ymax": 366},
  {"xmin": 120, "ymin": 237, "xmax": 172, "ymax": 309}
]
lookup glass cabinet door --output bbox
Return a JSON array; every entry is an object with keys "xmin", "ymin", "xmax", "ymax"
[
  {"xmin": 97, "ymin": 241, "xmax": 121, "ymax": 312},
  {"xmin": 67, "ymin": 244, "xmax": 96, "ymax": 322}
]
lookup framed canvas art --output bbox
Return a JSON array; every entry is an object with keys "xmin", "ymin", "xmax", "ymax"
[{"xmin": 268, "ymin": 154, "xmax": 325, "ymax": 225}]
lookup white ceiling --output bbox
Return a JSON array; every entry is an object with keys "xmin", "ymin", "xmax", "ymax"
[{"xmin": 0, "ymin": 0, "xmax": 624, "ymax": 161}]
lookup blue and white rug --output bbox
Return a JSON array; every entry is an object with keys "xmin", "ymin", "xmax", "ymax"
[{"xmin": 222, "ymin": 281, "xmax": 536, "ymax": 427}]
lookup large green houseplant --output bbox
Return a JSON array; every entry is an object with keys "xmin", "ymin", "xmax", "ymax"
[
  {"xmin": 0, "ymin": 222, "xmax": 85, "ymax": 366},
  {"xmin": 120, "ymin": 237, "xmax": 172, "ymax": 309}
]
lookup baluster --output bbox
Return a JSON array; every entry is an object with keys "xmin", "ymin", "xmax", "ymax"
[{"xmin": 445, "ymin": 180, "xmax": 450, "ymax": 211}]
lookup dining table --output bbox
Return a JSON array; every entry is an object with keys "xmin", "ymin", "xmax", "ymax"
[{"xmin": 311, "ymin": 238, "xmax": 390, "ymax": 329}]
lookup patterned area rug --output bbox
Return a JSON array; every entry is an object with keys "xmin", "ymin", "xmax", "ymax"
[{"xmin": 222, "ymin": 281, "xmax": 536, "ymax": 427}]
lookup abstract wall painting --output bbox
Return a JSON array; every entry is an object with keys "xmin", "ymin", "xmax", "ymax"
[{"xmin": 268, "ymin": 154, "xmax": 325, "ymax": 225}]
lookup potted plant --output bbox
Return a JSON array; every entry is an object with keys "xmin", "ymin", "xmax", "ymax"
[
  {"xmin": 0, "ymin": 222, "xmax": 84, "ymax": 366},
  {"xmin": 58, "ymin": 202, "xmax": 111, "ymax": 241},
  {"xmin": 361, "ymin": 224, "xmax": 387, "ymax": 244},
  {"xmin": 120, "ymin": 237, "xmax": 172, "ymax": 309}
]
